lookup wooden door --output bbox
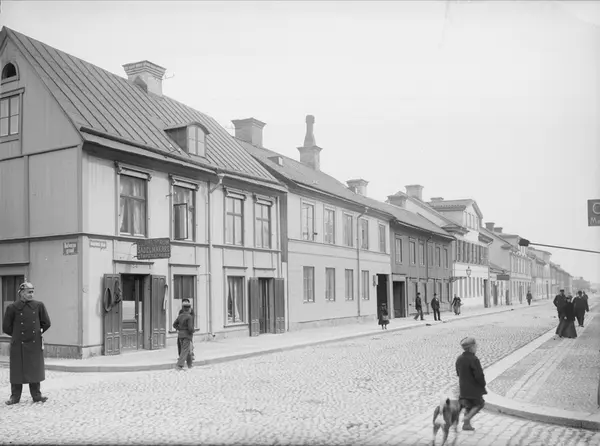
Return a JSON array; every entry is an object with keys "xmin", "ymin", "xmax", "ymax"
[
  {"xmin": 150, "ymin": 275, "xmax": 167, "ymax": 349},
  {"xmin": 248, "ymin": 278, "xmax": 260, "ymax": 337},
  {"xmin": 103, "ymin": 274, "xmax": 122, "ymax": 356},
  {"xmin": 273, "ymin": 278, "xmax": 285, "ymax": 334},
  {"xmin": 120, "ymin": 275, "xmax": 139, "ymax": 351}
]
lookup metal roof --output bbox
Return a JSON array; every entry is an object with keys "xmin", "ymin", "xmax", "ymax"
[{"xmin": 3, "ymin": 27, "xmax": 278, "ymax": 184}]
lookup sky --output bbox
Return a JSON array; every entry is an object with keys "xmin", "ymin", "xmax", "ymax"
[{"xmin": 1, "ymin": 0, "xmax": 599, "ymax": 284}]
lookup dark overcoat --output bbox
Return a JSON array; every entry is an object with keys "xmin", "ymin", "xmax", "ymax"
[
  {"xmin": 2, "ymin": 299, "xmax": 51, "ymax": 384},
  {"xmin": 455, "ymin": 351, "xmax": 487, "ymax": 399}
]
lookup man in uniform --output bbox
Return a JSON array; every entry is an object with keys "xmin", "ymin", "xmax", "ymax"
[
  {"xmin": 2, "ymin": 282, "xmax": 51, "ymax": 405},
  {"xmin": 553, "ymin": 289, "xmax": 567, "ymax": 319}
]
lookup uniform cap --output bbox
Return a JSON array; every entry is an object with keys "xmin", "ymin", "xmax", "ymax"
[
  {"xmin": 460, "ymin": 337, "xmax": 476, "ymax": 349},
  {"xmin": 182, "ymin": 301, "xmax": 192, "ymax": 307},
  {"xmin": 19, "ymin": 282, "xmax": 34, "ymax": 291}
]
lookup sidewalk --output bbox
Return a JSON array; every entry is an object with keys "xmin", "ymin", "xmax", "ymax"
[
  {"xmin": 485, "ymin": 297, "xmax": 600, "ymax": 430},
  {"xmin": 0, "ymin": 299, "xmax": 549, "ymax": 373}
]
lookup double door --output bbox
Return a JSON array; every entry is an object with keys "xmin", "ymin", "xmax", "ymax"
[{"xmin": 248, "ymin": 278, "xmax": 285, "ymax": 336}]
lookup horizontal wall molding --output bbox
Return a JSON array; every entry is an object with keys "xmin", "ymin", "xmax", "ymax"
[{"xmin": 0, "ymin": 143, "xmax": 81, "ymax": 162}]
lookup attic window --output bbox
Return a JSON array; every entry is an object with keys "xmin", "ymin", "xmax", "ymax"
[
  {"xmin": 187, "ymin": 125, "xmax": 206, "ymax": 157},
  {"xmin": 1, "ymin": 63, "xmax": 18, "ymax": 82}
]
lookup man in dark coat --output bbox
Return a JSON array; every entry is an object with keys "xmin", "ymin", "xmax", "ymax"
[
  {"xmin": 456, "ymin": 336, "xmax": 487, "ymax": 431},
  {"xmin": 173, "ymin": 301, "xmax": 195, "ymax": 370},
  {"xmin": 526, "ymin": 291, "xmax": 532, "ymax": 305},
  {"xmin": 177, "ymin": 298, "xmax": 195, "ymax": 358},
  {"xmin": 553, "ymin": 289, "xmax": 567, "ymax": 319},
  {"xmin": 2, "ymin": 282, "xmax": 51, "ymax": 405},
  {"xmin": 573, "ymin": 291, "xmax": 589, "ymax": 327},
  {"xmin": 431, "ymin": 293, "xmax": 441, "ymax": 321},
  {"xmin": 413, "ymin": 292, "xmax": 424, "ymax": 321}
]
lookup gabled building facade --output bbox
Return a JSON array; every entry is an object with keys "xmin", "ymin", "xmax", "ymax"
[
  {"xmin": 0, "ymin": 28, "xmax": 288, "ymax": 359},
  {"xmin": 527, "ymin": 247, "xmax": 552, "ymax": 300}
]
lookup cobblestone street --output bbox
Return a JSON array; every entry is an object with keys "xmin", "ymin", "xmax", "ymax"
[{"xmin": 1, "ymin": 304, "xmax": 598, "ymax": 445}]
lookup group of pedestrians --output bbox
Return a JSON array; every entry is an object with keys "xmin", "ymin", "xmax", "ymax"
[{"xmin": 553, "ymin": 289, "xmax": 590, "ymax": 339}]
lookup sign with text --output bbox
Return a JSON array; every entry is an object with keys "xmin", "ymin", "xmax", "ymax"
[
  {"xmin": 496, "ymin": 274, "xmax": 510, "ymax": 281},
  {"xmin": 137, "ymin": 238, "xmax": 171, "ymax": 260},
  {"xmin": 89, "ymin": 239, "xmax": 107, "ymax": 250},
  {"xmin": 63, "ymin": 241, "xmax": 78, "ymax": 256},
  {"xmin": 588, "ymin": 199, "xmax": 600, "ymax": 227}
]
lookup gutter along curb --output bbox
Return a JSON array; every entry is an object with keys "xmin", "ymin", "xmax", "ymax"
[{"xmin": 0, "ymin": 301, "xmax": 550, "ymax": 374}]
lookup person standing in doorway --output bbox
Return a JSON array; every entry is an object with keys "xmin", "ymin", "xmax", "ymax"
[
  {"xmin": 177, "ymin": 298, "xmax": 195, "ymax": 360},
  {"xmin": 573, "ymin": 291, "xmax": 589, "ymax": 328},
  {"xmin": 526, "ymin": 290, "xmax": 532, "ymax": 306},
  {"xmin": 173, "ymin": 301, "xmax": 195, "ymax": 370},
  {"xmin": 451, "ymin": 295, "xmax": 462, "ymax": 315},
  {"xmin": 456, "ymin": 337, "xmax": 487, "ymax": 431},
  {"xmin": 2, "ymin": 282, "xmax": 51, "ymax": 405},
  {"xmin": 414, "ymin": 293, "xmax": 424, "ymax": 321},
  {"xmin": 553, "ymin": 289, "xmax": 567, "ymax": 319},
  {"xmin": 431, "ymin": 293, "xmax": 441, "ymax": 321}
]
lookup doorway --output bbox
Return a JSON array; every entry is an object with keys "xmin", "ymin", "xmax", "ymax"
[
  {"xmin": 376, "ymin": 274, "xmax": 389, "ymax": 313},
  {"xmin": 121, "ymin": 275, "xmax": 147, "ymax": 351},
  {"xmin": 393, "ymin": 281, "xmax": 406, "ymax": 318},
  {"xmin": 258, "ymin": 278, "xmax": 273, "ymax": 334}
]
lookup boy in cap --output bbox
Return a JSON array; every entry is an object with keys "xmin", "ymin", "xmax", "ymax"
[
  {"xmin": 173, "ymin": 301, "xmax": 195, "ymax": 370},
  {"xmin": 177, "ymin": 298, "xmax": 195, "ymax": 360},
  {"xmin": 455, "ymin": 337, "xmax": 487, "ymax": 431}
]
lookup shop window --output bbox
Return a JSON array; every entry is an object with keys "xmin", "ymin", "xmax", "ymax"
[
  {"xmin": 170, "ymin": 275, "xmax": 196, "ymax": 331},
  {"xmin": 227, "ymin": 276, "xmax": 245, "ymax": 324}
]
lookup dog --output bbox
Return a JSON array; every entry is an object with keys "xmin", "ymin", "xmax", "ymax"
[{"xmin": 432, "ymin": 395, "xmax": 463, "ymax": 446}]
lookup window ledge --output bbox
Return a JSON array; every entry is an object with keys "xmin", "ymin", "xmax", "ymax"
[
  {"xmin": 0, "ymin": 135, "xmax": 19, "ymax": 143},
  {"xmin": 224, "ymin": 323, "xmax": 248, "ymax": 328},
  {"xmin": 303, "ymin": 301, "xmax": 315, "ymax": 304}
]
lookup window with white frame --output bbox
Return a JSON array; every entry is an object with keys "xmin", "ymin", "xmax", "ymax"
[
  {"xmin": 187, "ymin": 125, "xmax": 206, "ymax": 157},
  {"xmin": 361, "ymin": 270, "xmax": 370, "ymax": 300},
  {"xmin": 173, "ymin": 185, "xmax": 195, "ymax": 241},
  {"xmin": 378, "ymin": 224, "xmax": 386, "ymax": 253},
  {"xmin": 409, "ymin": 240, "xmax": 416, "ymax": 264},
  {"xmin": 324, "ymin": 208, "xmax": 335, "ymax": 244},
  {"xmin": 1, "ymin": 275, "xmax": 24, "ymax": 332},
  {"xmin": 395, "ymin": 237, "xmax": 403, "ymax": 264},
  {"xmin": 343, "ymin": 214, "xmax": 353, "ymax": 247},
  {"xmin": 325, "ymin": 268, "xmax": 336, "ymax": 301},
  {"xmin": 226, "ymin": 196, "xmax": 244, "ymax": 245},
  {"xmin": 0, "ymin": 94, "xmax": 19, "ymax": 137},
  {"xmin": 345, "ymin": 269, "xmax": 354, "ymax": 301},
  {"xmin": 119, "ymin": 175, "xmax": 147, "ymax": 236},
  {"xmin": 444, "ymin": 248, "xmax": 449, "ymax": 268},
  {"xmin": 428, "ymin": 244, "xmax": 434, "ymax": 266},
  {"xmin": 227, "ymin": 276, "xmax": 245, "ymax": 324},
  {"xmin": 255, "ymin": 202, "xmax": 271, "ymax": 248},
  {"xmin": 436, "ymin": 246, "xmax": 441, "ymax": 267},
  {"xmin": 419, "ymin": 242, "xmax": 425, "ymax": 266},
  {"xmin": 171, "ymin": 275, "xmax": 196, "ymax": 331},
  {"xmin": 301, "ymin": 202, "xmax": 315, "ymax": 241},
  {"xmin": 360, "ymin": 218, "xmax": 369, "ymax": 250},
  {"xmin": 303, "ymin": 267, "xmax": 315, "ymax": 303}
]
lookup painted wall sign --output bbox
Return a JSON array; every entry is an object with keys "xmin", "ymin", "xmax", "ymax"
[
  {"xmin": 588, "ymin": 199, "xmax": 600, "ymax": 227},
  {"xmin": 497, "ymin": 274, "xmax": 510, "ymax": 281},
  {"xmin": 89, "ymin": 239, "xmax": 107, "ymax": 249},
  {"xmin": 137, "ymin": 238, "xmax": 171, "ymax": 260},
  {"xmin": 63, "ymin": 241, "xmax": 78, "ymax": 256}
]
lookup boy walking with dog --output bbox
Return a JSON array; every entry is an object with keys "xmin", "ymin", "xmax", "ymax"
[{"xmin": 456, "ymin": 337, "xmax": 487, "ymax": 431}]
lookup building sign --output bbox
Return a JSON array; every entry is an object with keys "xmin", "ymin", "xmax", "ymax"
[
  {"xmin": 588, "ymin": 199, "xmax": 600, "ymax": 227},
  {"xmin": 89, "ymin": 239, "xmax": 107, "ymax": 250},
  {"xmin": 137, "ymin": 238, "xmax": 171, "ymax": 260},
  {"xmin": 497, "ymin": 274, "xmax": 510, "ymax": 281},
  {"xmin": 63, "ymin": 241, "xmax": 78, "ymax": 256}
]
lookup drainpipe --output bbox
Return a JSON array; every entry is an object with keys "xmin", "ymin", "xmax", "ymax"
[
  {"xmin": 425, "ymin": 234, "xmax": 432, "ymax": 313},
  {"xmin": 206, "ymin": 172, "xmax": 225, "ymax": 339},
  {"xmin": 356, "ymin": 207, "xmax": 368, "ymax": 318}
]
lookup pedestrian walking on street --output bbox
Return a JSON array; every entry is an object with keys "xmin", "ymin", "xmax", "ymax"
[
  {"xmin": 378, "ymin": 304, "xmax": 389, "ymax": 330},
  {"xmin": 2, "ymin": 282, "xmax": 51, "ymax": 405},
  {"xmin": 431, "ymin": 293, "xmax": 441, "ymax": 321},
  {"xmin": 553, "ymin": 289, "xmax": 567, "ymax": 319},
  {"xmin": 526, "ymin": 291, "xmax": 532, "ymax": 306},
  {"xmin": 177, "ymin": 298, "xmax": 195, "ymax": 360},
  {"xmin": 173, "ymin": 301, "xmax": 195, "ymax": 370},
  {"xmin": 572, "ymin": 291, "xmax": 589, "ymax": 328},
  {"xmin": 451, "ymin": 295, "xmax": 462, "ymax": 315},
  {"xmin": 456, "ymin": 337, "xmax": 487, "ymax": 431},
  {"xmin": 414, "ymin": 293, "xmax": 424, "ymax": 321},
  {"xmin": 555, "ymin": 295, "xmax": 577, "ymax": 339}
]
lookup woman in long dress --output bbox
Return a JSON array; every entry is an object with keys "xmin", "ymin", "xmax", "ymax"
[{"xmin": 555, "ymin": 295, "xmax": 577, "ymax": 339}]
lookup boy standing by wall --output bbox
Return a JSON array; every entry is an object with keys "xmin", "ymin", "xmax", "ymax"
[
  {"xmin": 456, "ymin": 337, "xmax": 487, "ymax": 431},
  {"xmin": 173, "ymin": 301, "xmax": 195, "ymax": 370}
]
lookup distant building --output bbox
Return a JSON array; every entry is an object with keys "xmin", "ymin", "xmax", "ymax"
[{"xmin": 527, "ymin": 247, "xmax": 552, "ymax": 300}]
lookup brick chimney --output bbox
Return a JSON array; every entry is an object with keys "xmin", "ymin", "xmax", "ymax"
[
  {"xmin": 123, "ymin": 60, "xmax": 166, "ymax": 96},
  {"xmin": 405, "ymin": 185, "xmax": 424, "ymax": 201},
  {"xmin": 430, "ymin": 197, "xmax": 444, "ymax": 202},
  {"xmin": 231, "ymin": 118, "xmax": 266, "ymax": 147},
  {"xmin": 485, "ymin": 222, "xmax": 495, "ymax": 231},
  {"xmin": 347, "ymin": 179, "xmax": 368, "ymax": 196},
  {"xmin": 297, "ymin": 115, "xmax": 323, "ymax": 170},
  {"xmin": 387, "ymin": 193, "xmax": 407, "ymax": 208},
  {"xmin": 494, "ymin": 227, "xmax": 503, "ymax": 234}
]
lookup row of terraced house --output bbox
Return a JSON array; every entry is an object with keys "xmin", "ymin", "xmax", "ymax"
[{"xmin": 0, "ymin": 28, "xmax": 574, "ymax": 359}]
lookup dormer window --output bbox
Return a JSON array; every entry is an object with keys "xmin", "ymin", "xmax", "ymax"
[
  {"xmin": 1, "ymin": 63, "xmax": 18, "ymax": 83},
  {"xmin": 187, "ymin": 125, "xmax": 206, "ymax": 157}
]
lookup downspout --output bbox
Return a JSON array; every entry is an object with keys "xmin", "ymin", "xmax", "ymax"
[
  {"xmin": 207, "ymin": 173, "xmax": 225, "ymax": 339},
  {"xmin": 425, "ymin": 234, "xmax": 432, "ymax": 314},
  {"xmin": 356, "ymin": 207, "xmax": 368, "ymax": 318}
]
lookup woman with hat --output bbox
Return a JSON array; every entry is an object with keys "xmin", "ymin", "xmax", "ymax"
[{"xmin": 555, "ymin": 294, "xmax": 577, "ymax": 339}]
